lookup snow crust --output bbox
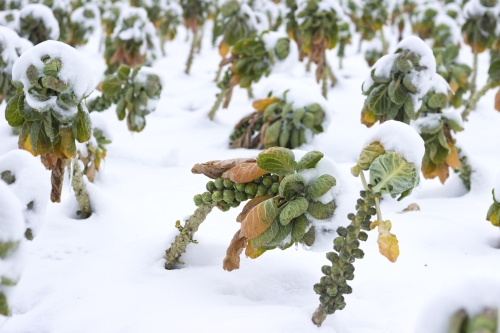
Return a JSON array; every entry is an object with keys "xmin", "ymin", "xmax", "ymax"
[
  {"xmin": 261, "ymin": 31, "xmax": 299, "ymax": 74},
  {"xmin": 19, "ymin": 4, "xmax": 60, "ymax": 41},
  {"xmin": 0, "ymin": 150, "xmax": 50, "ymax": 238},
  {"xmin": 364, "ymin": 120, "xmax": 425, "ymax": 169},
  {"xmin": 12, "ymin": 40, "xmax": 95, "ymax": 118}
]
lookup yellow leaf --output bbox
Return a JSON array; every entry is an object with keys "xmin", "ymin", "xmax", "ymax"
[
  {"xmin": 376, "ymin": 220, "xmax": 400, "ymax": 263},
  {"xmin": 23, "ymin": 134, "xmax": 37, "ymax": 156},
  {"xmin": 488, "ymin": 210, "xmax": 499, "ymax": 227},
  {"xmin": 245, "ymin": 243, "xmax": 266, "ymax": 259},
  {"xmin": 436, "ymin": 162, "xmax": 449, "ymax": 184},
  {"xmin": 361, "ymin": 105, "xmax": 377, "ymax": 128},
  {"xmin": 219, "ymin": 40, "xmax": 230, "ymax": 58},
  {"xmin": 252, "ymin": 97, "xmax": 278, "ymax": 112},
  {"xmin": 222, "ymin": 162, "xmax": 268, "ymax": 184},
  {"xmin": 445, "ymin": 144, "xmax": 459, "ymax": 169}
]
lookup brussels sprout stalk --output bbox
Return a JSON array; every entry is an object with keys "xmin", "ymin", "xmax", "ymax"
[
  {"xmin": 185, "ymin": 31, "xmax": 200, "ymax": 75},
  {"xmin": 462, "ymin": 78, "xmax": 494, "ymax": 120},
  {"xmin": 66, "ymin": 159, "xmax": 92, "ymax": 219},
  {"xmin": 208, "ymin": 88, "xmax": 228, "ymax": 120}
]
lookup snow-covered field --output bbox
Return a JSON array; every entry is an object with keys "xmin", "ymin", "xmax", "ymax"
[{"xmin": 1, "ymin": 21, "xmax": 500, "ymax": 333}]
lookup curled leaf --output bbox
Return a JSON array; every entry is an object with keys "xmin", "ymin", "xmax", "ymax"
[
  {"xmin": 257, "ymin": 147, "xmax": 295, "ymax": 176},
  {"xmin": 236, "ymin": 195, "xmax": 272, "ymax": 222},
  {"xmin": 191, "ymin": 158, "xmax": 255, "ymax": 179},
  {"xmin": 279, "ymin": 197, "xmax": 309, "ymax": 226},
  {"xmin": 222, "ymin": 162, "xmax": 268, "ymax": 183},
  {"xmin": 307, "ymin": 174, "xmax": 336, "ymax": 199},
  {"xmin": 241, "ymin": 197, "xmax": 281, "ymax": 239},
  {"xmin": 223, "ymin": 229, "xmax": 247, "ymax": 272},
  {"xmin": 376, "ymin": 220, "xmax": 400, "ymax": 262},
  {"xmin": 253, "ymin": 97, "xmax": 278, "ymax": 112},
  {"xmin": 357, "ymin": 141, "xmax": 385, "ymax": 170},
  {"xmin": 296, "ymin": 151, "xmax": 324, "ymax": 171}
]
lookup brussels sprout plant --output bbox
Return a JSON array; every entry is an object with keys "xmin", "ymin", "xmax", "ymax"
[
  {"xmin": 18, "ymin": 4, "xmax": 60, "ymax": 45},
  {"xmin": 67, "ymin": 3, "xmax": 100, "ymax": 47},
  {"xmin": 165, "ymin": 148, "xmax": 337, "ymax": 271},
  {"xmin": 447, "ymin": 308, "xmax": 498, "ymax": 333},
  {"xmin": 180, "ymin": 0, "xmax": 209, "ymax": 74},
  {"xmin": 463, "ymin": 60, "xmax": 500, "ymax": 120}
]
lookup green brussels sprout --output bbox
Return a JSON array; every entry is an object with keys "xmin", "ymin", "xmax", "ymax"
[
  {"xmin": 336, "ymin": 227, "xmax": 347, "ymax": 237},
  {"xmin": 218, "ymin": 200, "xmax": 230, "ymax": 212},
  {"xmin": 326, "ymin": 251, "xmax": 339, "ymax": 263},
  {"xmin": 358, "ymin": 231, "xmax": 368, "ymax": 241},
  {"xmin": 245, "ymin": 183, "xmax": 257, "ymax": 196},
  {"xmin": 235, "ymin": 183, "xmax": 246, "ymax": 191},
  {"xmin": 193, "ymin": 194, "xmax": 204, "ymax": 206},
  {"xmin": 214, "ymin": 178, "xmax": 225, "ymax": 190},
  {"xmin": 206, "ymin": 181, "xmax": 216, "ymax": 192},
  {"xmin": 228, "ymin": 200, "xmax": 240, "ymax": 208},
  {"xmin": 223, "ymin": 189, "xmax": 235, "ymax": 203},
  {"xmin": 262, "ymin": 176, "xmax": 273, "ymax": 187},
  {"xmin": 223, "ymin": 179, "xmax": 234, "ymax": 188},
  {"xmin": 212, "ymin": 190, "xmax": 223, "ymax": 202},
  {"xmin": 270, "ymin": 183, "xmax": 279, "ymax": 194},
  {"xmin": 235, "ymin": 191, "xmax": 248, "ymax": 202},
  {"xmin": 257, "ymin": 185, "xmax": 268, "ymax": 197},
  {"xmin": 202, "ymin": 191, "xmax": 212, "ymax": 203}
]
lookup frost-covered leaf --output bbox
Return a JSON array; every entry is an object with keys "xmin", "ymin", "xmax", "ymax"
[
  {"xmin": 307, "ymin": 174, "xmax": 336, "ymax": 199},
  {"xmin": 402, "ymin": 77, "xmax": 417, "ymax": 94},
  {"xmin": 296, "ymin": 151, "xmax": 324, "ymax": 171},
  {"xmin": 279, "ymin": 197, "xmax": 309, "ymax": 226},
  {"xmin": 428, "ymin": 93, "xmax": 447, "ymax": 109},
  {"xmin": 370, "ymin": 152, "xmax": 419, "ymax": 200},
  {"xmin": 257, "ymin": 147, "xmax": 295, "ymax": 176},
  {"xmin": 279, "ymin": 174, "xmax": 305, "ymax": 201},
  {"xmin": 241, "ymin": 197, "xmax": 281, "ymax": 239},
  {"xmin": 222, "ymin": 162, "xmax": 268, "ymax": 183}
]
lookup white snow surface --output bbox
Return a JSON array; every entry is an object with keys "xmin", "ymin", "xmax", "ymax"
[
  {"xmin": 19, "ymin": 4, "xmax": 60, "ymax": 41},
  {"xmin": 364, "ymin": 120, "xmax": 425, "ymax": 169},
  {"xmin": 0, "ymin": 19, "xmax": 500, "ymax": 333},
  {"xmin": 12, "ymin": 40, "xmax": 95, "ymax": 118},
  {"xmin": 0, "ymin": 150, "xmax": 50, "ymax": 239}
]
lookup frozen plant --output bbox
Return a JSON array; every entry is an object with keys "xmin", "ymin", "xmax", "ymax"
[
  {"xmin": 0, "ymin": 182, "xmax": 26, "ymax": 321},
  {"xmin": 229, "ymin": 86, "xmax": 327, "ymax": 149},
  {"xmin": 486, "ymin": 172, "xmax": 500, "ymax": 227},
  {"xmin": 180, "ymin": 0, "xmax": 209, "ymax": 74},
  {"xmin": 364, "ymin": 39, "xmax": 383, "ymax": 67},
  {"xmin": 4, "ymin": 41, "xmax": 94, "ymax": 216},
  {"xmin": 429, "ymin": 14, "xmax": 461, "ymax": 50},
  {"xmin": 447, "ymin": 308, "xmax": 498, "ymax": 333},
  {"xmin": 285, "ymin": 0, "xmax": 303, "ymax": 59},
  {"xmin": 87, "ymin": 64, "xmax": 162, "ymax": 132},
  {"xmin": 0, "ymin": 27, "xmax": 32, "ymax": 104},
  {"xmin": 208, "ymin": 32, "xmax": 292, "ymax": 119},
  {"xmin": 311, "ymin": 120, "xmax": 424, "ymax": 326},
  {"xmin": 462, "ymin": 59, "xmax": 500, "ymax": 119},
  {"xmin": 296, "ymin": 0, "xmax": 340, "ymax": 97},
  {"xmin": 104, "ymin": 6, "xmax": 161, "ymax": 74},
  {"xmin": 67, "ymin": 3, "xmax": 100, "ymax": 47},
  {"xmin": 250, "ymin": 0, "xmax": 283, "ymax": 31},
  {"xmin": 157, "ymin": 0, "xmax": 182, "ymax": 56},
  {"xmin": 212, "ymin": 0, "xmax": 260, "ymax": 81},
  {"xmin": 0, "ymin": 150, "xmax": 49, "ymax": 240},
  {"xmin": 77, "ymin": 113, "xmax": 112, "ymax": 183},
  {"xmin": 0, "ymin": 0, "xmax": 25, "ymax": 10},
  {"xmin": 411, "ymin": 2, "xmax": 440, "ymax": 40},
  {"xmin": 38, "ymin": 0, "xmax": 71, "ymax": 42},
  {"xmin": 413, "ymin": 75, "xmax": 464, "ymax": 184},
  {"xmin": 336, "ymin": 20, "xmax": 351, "ymax": 69},
  {"xmin": 0, "ymin": 10, "xmax": 20, "ymax": 32},
  {"xmin": 165, "ymin": 148, "xmax": 341, "ymax": 270},
  {"xmin": 18, "ymin": 4, "xmax": 60, "ymax": 45},
  {"xmin": 360, "ymin": 36, "xmax": 439, "ymax": 127},
  {"xmin": 354, "ymin": 0, "xmax": 390, "ymax": 54}
]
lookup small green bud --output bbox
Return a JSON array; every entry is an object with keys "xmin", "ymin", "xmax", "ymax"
[
  {"xmin": 320, "ymin": 276, "xmax": 332, "ymax": 285},
  {"xmin": 321, "ymin": 265, "xmax": 332, "ymax": 275},
  {"xmin": 346, "ymin": 225, "xmax": 356, "ymax": 234},
  {"xmin": 357, "ymin": 210, "xmax": 366, "ymax": 219},
  {"xmin": 326, "ymin": 286, "xmax": 338, "ymax": 297},
  {"xmin": 257, "ymin": 185, "xmax": 267, "ymax": 197},
  {"xmin": 214, "ymin": 178, "xmax": 224, "ymax": 190},
  {"xmin": 334, "ymin": 295, "xmax": 345, "ymax": 305},
  {"xmin": 345, "ymin": 273, "xmax": 355, "ymax": 281},
  {"xmin": 326, "ymin": 252, "xmax": 339, "ymax": 263},
  {"xmin": 349, "ymin": 240, "xmax": 360, "ymax": 249},
  {"xmin": 347, "ymin": 213, "xmax": 355, "ymax": 220},
  {"xmin": 333, "ymin": 237, "xmax": 345, "ymax": 248},
  {"xmin": 344, "ymin": 263, "xmax": 354, "ymax": 273},
  {"xmin": 319, "ymin": 295, "xmax": 330, "ymax": 304},
  {"xmin": 336, "ymin": 227, "xmax": 347, "ymax": 237},
  {"xmin": 223, "ymin": 179, "xmax": 234, "ymax": 188},
  {"xmin": 339, "ymin": 250, "xmax": 350, "ymax": 262},
  {"xmin": 352, "ymin": 249, "xmax": 364, "ymax": 259},
  {"xmin": 325, "ymin": 304, "xmax": 336, "ymax": 315},
  {"xmin": 235, "ymin": 191, "xmax": 248, "ymax": 202},
  {"xmin": 262, "ymin": 176, "xmax": 272, "ymax": 187},
  {"xmin": 331, "ymin": 263, "xmax": 340, "ymax": 274},
  {"xmin": 228, "ymin": 200, "xmax": 240, "ymax": 208},
  {"xmin": 193, "ymin": 194, "xmax": 204, "ymax": 207},
  {"xmin": 357, "ymin": 199, "xmax": 365, "ymax": 205},
  {"xmin": 360, "ymin": 191, "xmax": 366, "ymax": 198},
  {"xmin": 345, "ymin": 285, "xmax": 353, "ymax": 294},
  {"xmin": 367, "ymin": 207, "xmax": 377, "ymax": 215},
  {"xmin": 267, "ymin": 187, "xmax": 275, "ymax": 196},
  {"xmin": 235, "ymin": 183, "xmax": 246, "ymax": 191},
  {"xmin": 212, "ymin": 190, "xmax": 223, "ymax": 202},
  {"xmin": 358, "ymin": 231, "xmax": 368, "ymax": 241},
  {"xmin": 337, "ymin": 276, "xmax": 346, "ymax": 286},
  {"xmin": 245, "ymin": 183, "xmax": 257, "ymax": 197},
  {"xmin": 223, "ymin": 190, "xmax": 235, "ymax": 203},
  {"xmin": 313, "ymin": 283, "xmax": 323, "ymax": 294},
  {"xmin": 254, "ymin": 176, "xmax": 264, "ymax": 183},
  {"xmin": 206, "ymin": 181, "xmax": 216, "ymax": 192},
  {"xmin": 360, "ymin": 221, "xmax": 371, "ymax": 231},
  {"xmin": 270, "ymin": 183, "xmax": 279, "ymax": 194},
  {"xmin": 337, "ymin": 302, "xmax": 346, "ymax": 310},
  {"xmin": 202, "ymin": 192, "xmax": 212, "ymax": 203},
  {"xmin": 271, "ymin": 175, "xmax": 279, "ymax": 182},
  {"xmin": 218, "ymin": 200, "xmax": 230, "ymax": 212}
]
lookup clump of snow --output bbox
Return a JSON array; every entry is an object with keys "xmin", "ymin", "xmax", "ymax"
[
  {"xmin": 70, "ymin": 3, "xmax": 101, "ymax": 40},
  {"xmin": 463, "ymin": 0, "xmax": 498, "ymax": 19},
  {"xmin": 412, "ymin": 113, "xmax": 442, "ymax": 134},
  {"xmin": 0, "ymin": 150, "xmax": 50, "ymax": 239},
  {"xmin": 12, "ymin": 40, "xmax": 95, "ymax": 119},
  {"xmin": 364, "ymin": 120, "xmax": 425, "ymax": 169},
  {"xmin": 434, "ymin": 13, "xmax": 461, "ymax": 46},
  {"xmin": 0, "ymin": 10, "xmax": 20, "ymax": 32},
  {"xmin": 19, "ymin": 4, "xmax": 60, "ymax": 41},
  {"xmin": 494, "ymin": 172, "xmax": 500, "ymax": 202},
  {"xmin": 442, "ymin": 108, "xmax": 464, "ymax": 129},
  {"xmin": 0, "ymin": 181, "xmax": 27, "ymax": 326},
  {"xmin": 89, "ymin": 112, "xmax": 113, "ymax": 142},
  {"xmin": 428, "ymin": 73, "xmax": 451, "ymax": 95},
  {"xmin": 261, "ymin": 31, "xmax": 299, "ymax": 74},
  {"xmin": 0, "ymin": 26, "xmax": 33, "ymax": 75}
]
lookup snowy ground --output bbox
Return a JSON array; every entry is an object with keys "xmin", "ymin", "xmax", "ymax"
[{"xmin": 1, "ymin": 24, "xmax": 500, "ymax": 333}]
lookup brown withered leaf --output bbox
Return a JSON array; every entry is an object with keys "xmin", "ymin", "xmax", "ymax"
[
  {"xmin": 222, "ymin": 162, "xmax": 268, "ymax": 183},
  {"xmin": 241, "ymin": 197, "xmax": 280, "ymax": 239},
  {"xmin": 236, "ymin": 195, "xmax": 272, "ymax": 222},
  {"xmin": 191, "ymin": 158, "xmax": 255, "ymax": 179},
  {"xmin": 223, "ymin": 229, "xmax": 247, "ymax": 271},
  {"xmin": 376, "ymin": 220, "xmax": 399, "ymax": 262},
  {"xmin": 41, "ymin": 152, "xmax": 59, "ymax": 170},
  {"xmin": 436, "ymin": 162, "xmax": 449, "ymax": 184}
]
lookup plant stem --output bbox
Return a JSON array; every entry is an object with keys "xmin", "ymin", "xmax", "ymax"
[
  {"xmin": 306, "ymin": 56, "xmax": 312, "ymax": 72},
  {"xmin": 326, "ymin": 61, "xmax": 337, "ymax": 87},
  {"xmin": 50, "ymin": 158, "xmax": 66, "ymax": 203},
  {"xmin": 164, "ymin": 204, "xmax": 215, "ymax": 269},
  {"xmin": 184, "ymin": 31, "xmax": 198, "ymax": 75},
  {"xmin": 311, "ymin": 304, "xmax": 327, "ymax": 327},
  {"xmin": 470, "ymin": 36, "xmax": 479, "ymax": 98},
  {"xmin": 214, "ymin": 65, "xmax": 222, "ymax": 82},
  {"xmin": 322, "ymin": 65, "xmax": 328, "ymax": 99},
  {"xmin": 359, "ymin": 171, "xmax": 369, "ymax": 190},
  {"xmin": 246, "ymin": 86, "xmax": 254, "ymax": 99},
  {"xmin": 360, "ymin": 171, "xmax": 382, "ymax": 221},
  {"xmin": 462, "ymin": 79, "xmax": 493, "ymax": 120},
  {"xmin": 67, "ymin": 159, "xmax": 92, "ymax": 219},
  {"xmin": 380, "ymin": 27, "xmax": 388, "ymax": 55},
  {"xmin": 208, "ymin": 88, "xmax": 227, "ymax": 120}
]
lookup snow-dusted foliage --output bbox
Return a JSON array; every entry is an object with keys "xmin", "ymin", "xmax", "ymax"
[
  {"xmin": 0, "ymin": 182, "xmax": 26, "ymax": 321},
  {"xmin": 30, "ymin": 0, "xmax": 71, "ymax": 42},
  {"xmin": 18, "ymin": 4, "xmax": 60, "ymax": 44},
  {"xmin": 0, "ymin": 150, "xmax": 50, "ymax": 240},
  {"xmin": 0, "ymin": 10, "xmax": 20, "ymax": 31},
  {"xmin": 68, "ymin": 3, "xmax": 101, "ymax": 46},
  {"xmin": 0, "ymin": 26, "xmax": 32, "ymax": 103}
]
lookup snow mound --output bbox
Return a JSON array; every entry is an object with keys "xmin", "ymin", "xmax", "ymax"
[
  {"xmin": 0, "ymin": 26, "xmax": 32, "ymax": 74},
  {"xmin": 0, "ymin": 150, "xmax": 50, "ymax": 239},
  {"xmin": 364, "ymin": 120, "xmax": 425, "ymax": 169}
]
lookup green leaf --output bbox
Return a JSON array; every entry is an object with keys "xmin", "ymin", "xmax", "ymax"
[
  {"xmin": 117, "ymin": 65, "xmax": 131, "ymax": 81},
  {"xmin": 420, "ymin": 118, "xmax": 443, "ymax": 134},
  {"xmin": 301, "ymin": 225, "xmax": 315, "ymax": 246},
  {"xmin": 292, "ymin": 107, "xmax": 305, "ymax": 127},
  {"xmin": 357, "ymin": 141, "xmax": 386, "ymax": 170},
  {"xmin": 446, "ymin": 117, "xmax": 464, "ymax": 132},
  {"xmin": 368, "ymin": 84, "xmax": 392, "ymax": 116},
  {"xmin": 43, "ymin": 59, "xmax": 62, "ymax": 77},
  {"xmin": 291, "ymin": 214, "xmax": 308, "ymax": 242},
  {"xmin": 257, "ymin": 147, "xmax": 296, "ymax": 176},
  {"xmin": 5, "ymin": 94, "xmax": 24, "ymax": 127},
  {"xmin": 488, "ymin": 60, "xmax": 500, "ymax": 82},
  {"xmin": 75, "ymin": 105, "xmax": 92, "ymax": 143},
  {"xmin": 370, "ymin": 152, "xmax": 419, "ymax": 199},
  {"xmin": 403, "ymin": 97, "xmax": 415, "ymax": 119},
  {"xmin": 43, "ymin": 112, "xmax": 54, "ymax": 142},
  {"xmin": 279, "ymin": 173, "xmax": 305, "ymax": 201},
  {"xmin": 263, "ymin": 119, "xmax": 282, "ymax": 147},
  {"xmin": 281, "ymin": 103, "xmax": 293, "ymax": 118},
  {"xmin": 389, "ymin": 77, "xmax": 408, "ymax": 105},
  {"xmin": 59, "ymin": 124, "xmax": 76, "ymax": 158},
  {"xmin": 249, "ymin": 217, "xmax": 280, "ymax": 248},
  {"xmin": 20, "ymin": 99, "xmax": 43, "ymax": 121},
  {"xmin": 307, "ymin": 174, "xmax": 336, "ymax": 199},
  {"xmin": 116, "ymin": 98, "xmax": 126, "ymax": 120},
  {"xmin": 427, "ymin": 92, "xmax": 447, "ymax": 109},
  {"xmin": 30, "ymin": 121, "xmax": 41, "ymax": 154},
  {"xmin": 280, "ymin": 197, "xmax": 309, "ymax": 226},
  {"xmin": 296, "ymin": 151, "xmax": 324, "ymax": 171},
  {"xmin": 402, "ymin": 77, "xmax": 417, "ymax": 94},
  {"xmin": 41, "ymin": 76, "xmax": 69, "ymax": 92},
  {"xmin": 395, "ymin": 57, "xmax": 411, "ymax": 73},
  {"xmin": 26, "ymin": 65, "xmax": 41, "ymax": 89},
  {"xmin": 279, "ymin": 125, "xmax": 291, "ymax": 147},
  {"xmin": 263, "ymin": 102, "xmax": 279, "ymax": 122},
  {"xmin": 0, "ymin": 292, "xmax": 9, "ymax": 316},
  {"xmin": 102, "ymin": 75, "xmax": 124, "ymax": 98},
  {"xmin": 268, "ymin": 222, "xmax": 293, "ymax": 246},
  {"xmin": 371, "ymin": 69, "xmax": 391, "ymax": 84},
  {"xmin": 307, "ymin": 200, "xmax": 336, "ymax": 220},
  {"xmin": 302, "ymin": 112, "xmax": 315, "ymax": 129}
]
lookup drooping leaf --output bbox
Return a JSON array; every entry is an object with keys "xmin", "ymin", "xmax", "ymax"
[
  {"xmin": 296, "ymin": 151, "xmax": 324, "ymax": 171},
  {"xmin": 253, "ymin": 97, "xmax": 278, "ymax": 112},
  {"xmin": 222, "ymin": 162, "xmax": 268, "ymax": 183},
  {"xmin": 257, "ymin": 147, "xmax": 296, "ymax": 176},
  {"xmin": 191, "ymin": 158, "xmax": 256, "ymax": 179},
  {"xmin": 102, "ymin": 75, "xmax": 124, "ymax": 98},
  {"xmin": 291, "ymin": 214, "xmax": 308, "ymax": 242},
  {"xmin": 268, "ymin": 222, "xmax": 293, "ymax": 246},
  {"xmin": 307, "ymin": 174, "xmax": 336, "ymax": 199},
  {"xmin": 279, "ymin": 197, "xmax": 309, "ymax": 226},
  {"xmin": 302, "ymin": 225, "xmax": 315, "ymax": 246},
  {"xmin": 428, "ymin": 92, "xmax": 448, "ymax": 109},
  {"xmin": 263, "ymin": 119, "xmax": 282, "ymax": 147},
  {"xmin": 376, "ymin": 220, "xmax": 399, "ymax": 262},
  {"xmin": 370, "ymin": 152, "xmax": 419, "ymax": 199},
  {"xmin": 5, "ymin": 95, "xmax": 24, "ymax": 127},
  {"xmin": 488, "ymin": 60, "xmax": 500, "ymax": 82},
  {"xmin": 241, "ymin": 197, "xmax": 281, "ymax": 239},
  {"xmin": 357, "ymin": 141, "xmax": 385, "ymax": 170},
  {"xmin": 236, "ymin": 195, "xmax": 272, "ymax": 222},
  {"xmin": 307, "ymin": 200, "xmax": 336, "ymax": 220},
  {"xmin": 368, "ymin": 84, "xmax": 391, "ymax": 115},
  {"xmin": 222, "ymin": 229, "xmax": 247, "ymax": 271},
  {"xmin": 75, "ymin": 106, "xmax": 92, "ymax": 143},
  {"xmin": 388, "ymin": 77, "xmax": 408, "ymax": 105},
  {"xmin": 59, "ymin": 124, "xmax": 76, "ymax": 158},
  {"xmin": 249, "ymin": 217, "xmax": 280, "ymax": 248},
  {"xmin": 279, "ymin": 173, "xmax": 305, "ymax": 201}
]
